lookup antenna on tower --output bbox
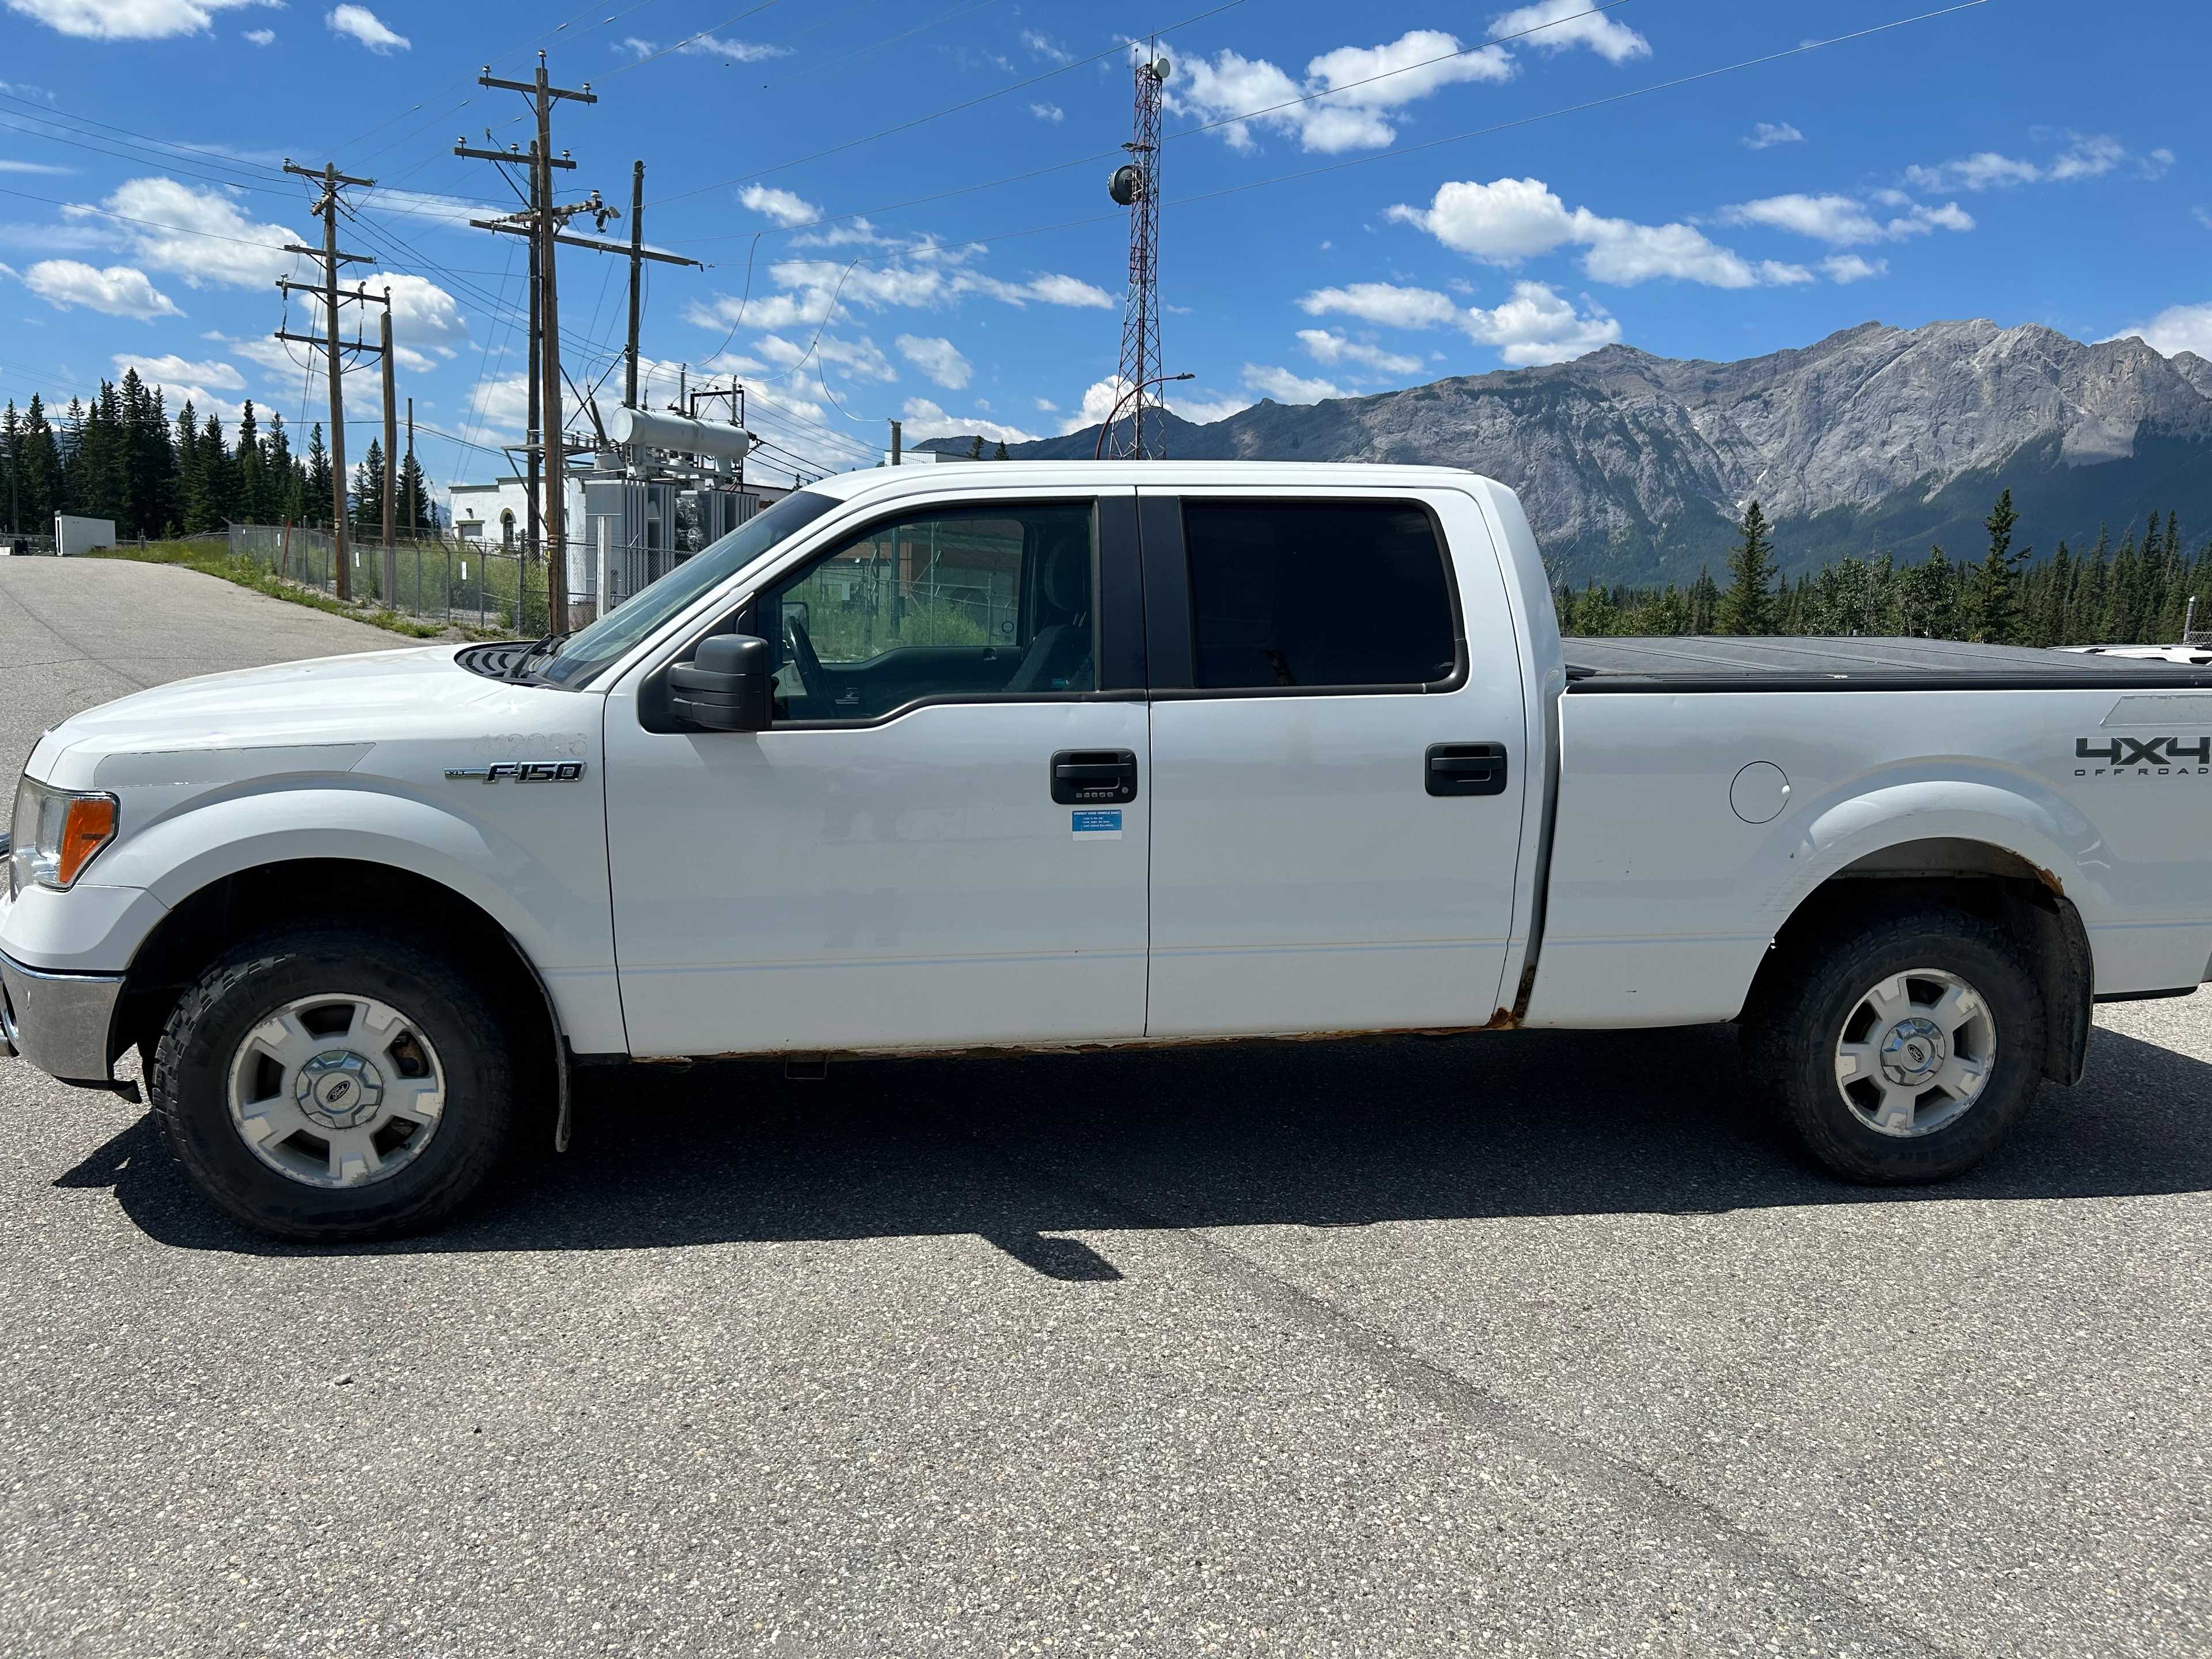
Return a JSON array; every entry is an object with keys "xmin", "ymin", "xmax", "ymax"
[{"xmin": 1103, "ymin": 47, "xmax": 1169, "ymax": 460}]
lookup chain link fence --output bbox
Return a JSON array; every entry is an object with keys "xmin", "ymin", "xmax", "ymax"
[{"xmin": 227, "ymin": 525, "xmax": 549, "ymax": 634}]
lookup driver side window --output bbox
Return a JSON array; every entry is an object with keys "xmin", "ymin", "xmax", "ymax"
[{"xmin": 752, "ymin": 500, "xmax": 1096, "ymax": 724}]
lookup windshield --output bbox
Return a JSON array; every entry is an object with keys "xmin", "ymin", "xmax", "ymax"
[{"xmin": 535, "ymin": 488, "xmax": 842, "ymax": 687}]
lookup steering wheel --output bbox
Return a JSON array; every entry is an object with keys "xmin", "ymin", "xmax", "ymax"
[{"xmin": 783, "ymin": 612, "xmax": 829, "ymax": 704}]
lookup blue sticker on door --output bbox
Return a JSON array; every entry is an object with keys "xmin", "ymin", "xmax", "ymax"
[{"xmin": 1071, "ymin": 809, "xmax": 1123, "ymax": 841}]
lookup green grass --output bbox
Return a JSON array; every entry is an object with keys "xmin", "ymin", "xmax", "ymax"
[{"xmin": 85, "ymin": 539, "xmax": 449, "ymax": 640}]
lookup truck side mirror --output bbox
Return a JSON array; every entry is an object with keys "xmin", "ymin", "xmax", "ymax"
[{"xmin": 668, "ymin": 633, "xmax": 773, "ymax": 732}]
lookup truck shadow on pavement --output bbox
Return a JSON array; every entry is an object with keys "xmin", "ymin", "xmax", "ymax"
[{"xmin": 64, "ymin": 1021, "xmax": 2212, "ymax": 1271}]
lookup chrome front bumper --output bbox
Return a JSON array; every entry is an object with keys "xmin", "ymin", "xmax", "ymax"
[{"xmin": 0, "ymin": 949, "xmax": 124, "ymax": 1084}]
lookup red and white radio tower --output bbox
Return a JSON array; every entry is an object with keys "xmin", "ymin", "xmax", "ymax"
[{"xmin": 1102, "ymin": 48, "xmax": 1169, "ymax": 460}]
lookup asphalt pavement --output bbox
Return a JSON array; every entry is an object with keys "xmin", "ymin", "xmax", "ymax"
[{"xmin": 2, "ymin": 556, "xmax": 2206, "ymax": 1657}]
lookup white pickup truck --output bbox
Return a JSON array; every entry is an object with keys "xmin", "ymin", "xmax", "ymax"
[{"xmin": 7, "ymin": 463, "xmax": 2210, "ymax": 1239}]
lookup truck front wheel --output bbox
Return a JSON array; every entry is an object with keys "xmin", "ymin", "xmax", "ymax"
[
  {"xmin": 1743, "ymin": 904, "xmax": 2046, "ymax": 1183},
  {"xmin": 149, "ymin": 929, "xmax": 522, "ymax": 1241}
]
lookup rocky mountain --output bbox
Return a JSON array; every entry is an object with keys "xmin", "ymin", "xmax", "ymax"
[{"xmin": 931, "ymin": 321, "xmax": 2212, "ymax": 586}]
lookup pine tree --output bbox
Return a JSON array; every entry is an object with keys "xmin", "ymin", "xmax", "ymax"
[
  {"xmin": 1685, "ymin": 567, "xmax": 1719, "ymax": 634},
  {"xmin": 1964, "ymin": 488, "xmax": 2029, "ymax": 643},
  {"xmin": 350, "ymin": 438, "xmax": 388, "ymax": 536},
  {"xmin": 396, "ymin": 447, "xmax": 435, "ymax": 533},
  {"xmin": 0, "ymin": 401, "xmax": 19, "ymax": 536},
  {"xmin": 55, "ymin": 396, "xmax": 86, "ymax": 511},
  {"xmin": 234, "ymin": 401, "xmax": 267, "ymax": 524},
  {"xmin": 305, "ymin": 422, "xmax": 332, "ymax": 527},
  {"xmin": 1716, "ymin": 501, "xmax": 1778, "ymax": 635},
  {"xmin": 993, "ymin": 438, "xmax": 1010, "ymax": 460},
  {"xmin": 201, "ymin": 412, "xmax": 238, "ymax": 526},
  {"xmin": 266, "ymin": 414, "xmax": 302, "ymax": 523},
  {"xmin": 17, "ymin": 395, "xmax": 60, "ymax": 531},
  {"xmin": 966, "ymin": 434, "xmax": 984, "ymax": 459}
]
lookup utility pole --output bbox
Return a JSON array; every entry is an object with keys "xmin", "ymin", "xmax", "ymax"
[
  {"xmin": 461, "ymin": 65, "xmax": 698, "ymax": 631},
  {"xmin": 626, "ymin": 159, "xmax": 644, "ymax": 408},
  {"xmin": 889, "ymin": 419, "xmax": 902, "ymax": 465},
  {"xmin": 380, "ymin": 290, "xmax": 399, "ymax": 599},
  {"xmin": 278, "ymin": 159, "xmax": 378, "ymax": 599}
]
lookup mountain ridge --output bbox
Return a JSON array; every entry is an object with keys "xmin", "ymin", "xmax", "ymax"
[{"xmin": 923, "ymin": 319, "xmax": 2212, "ymax": 583}]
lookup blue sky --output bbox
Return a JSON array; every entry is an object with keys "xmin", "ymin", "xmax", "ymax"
[{"xmin": 1, "ymin": 0, "xmax": 2205, "ymax": 495}]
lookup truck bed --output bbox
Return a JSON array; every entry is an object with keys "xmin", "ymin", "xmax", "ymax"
[{"xmin": 1563, "ymin": 636, "xmax": 2212, "ymax": 692}]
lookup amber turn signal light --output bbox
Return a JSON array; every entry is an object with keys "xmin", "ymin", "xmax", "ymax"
[{"xmin": 56, "ymin": 796, "xmax": 118, "ymax": 887}]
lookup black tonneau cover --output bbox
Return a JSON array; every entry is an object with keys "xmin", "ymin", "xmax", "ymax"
[{"xmin": 1564, "ymin": 636, "xmax": 2212, "ymax": 692}]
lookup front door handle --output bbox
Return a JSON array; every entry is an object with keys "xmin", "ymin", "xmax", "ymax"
[
  {"xmin": 1426, "ymin": 742, "xmax": 1509, "ymax": 797},
  {"xmin": 1051, "ymin": 749, "xmax": 1138, "ymax": 805}
]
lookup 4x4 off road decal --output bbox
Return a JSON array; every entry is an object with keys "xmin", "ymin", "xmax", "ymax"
[
  {"xmin": 444, "ymin": 761, "xmax": 588, "ymax": 783},
  {"xmin": 2075, "ymin": 737, "xmax": 2212, "ymax": 777}
]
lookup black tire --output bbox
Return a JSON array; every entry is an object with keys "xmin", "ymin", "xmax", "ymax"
[
  {"xmin": 149, "ymin": 928, "xmax": 522, "ymax": 1241},
  {"xmin": 1742, "ymin": 902, "xmax": 2046, "ymax": 1183}
]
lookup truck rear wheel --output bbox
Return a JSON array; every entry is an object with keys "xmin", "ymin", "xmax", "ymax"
[
  {"xmin": 149, "ymin": 929, "xmax": 521, "ymax": 1241},
  {"xmin": 1743, "ymin": 903, "xmax": 2045, "ymax": 1183}
]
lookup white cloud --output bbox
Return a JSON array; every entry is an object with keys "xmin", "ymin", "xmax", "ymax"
[
  {"xmin": 986, "ymin": 271, "xmax": 1114, "ymax": 308},
  {"xmin": 64, "ymin": 176, "xmax": 301, "ymax": 288},
  {"xmin": 1390, "ymin": 176, "xmax": 1796, "ymax": 289},
  {"xmin": 1820, "ymin": 254, "xmax": 1887, "ymax": 284},
  {"xmin": 1721, "ymin": 193, "xmax": 1976, "ymax": 251},
  {"xmin": 1905, "ymin": 151, "xmax": 2039, "ymax": 192},
  {"xmin": 1033, "ymin": 396, "xmax": 1058, "ymax": 412},
  {"xmin": 1168, "ymin": 391, "xmax": 1253, "ymax": 425},
  {"xmin": 1896, "ymin": 200, "xmax": 1974, "ymax": 236},
  {"xmin": 289, "ymin": 271, "xmax": 466, "ymax": 374},
  {"xmin": 1243, "ymin": 363, "xmax": 1343, "ymax": 403},
  {"xmin": 1060, "ymin": 376, "xmax": 1130, "ymax": 434},
  {"xmin": 1295, "ymin": 328, "xmax": 1424, "ymax": 377},
  {"xmin": 617, "ymin": 31, "xmax": 785, "ymax": 61},
  {"xmin": 1297, "ymin": 281, "xmax": 1464, "ymax": 329},
  {"xmin": 690, "ymin": 253, "xmax": 1113, "ymax": 346},
  {"xmin": 467, "ymin": 373, "xmax": 532, "ymax": 442},
  {"xmin": 1487, "ymin": 0, "xmax": 1650, "ymax": 64},
  {"xmin": 1720, "ymin": 193, "xmax": 1885, "ymax": 246},
  {"xmin": 1019, "ymin": 28, "xmax": 1070, "ymax": 62},
  {"xmin": 18, "ymin": 258, "xmax": 179, "ymax": 318},
  {"xmin": 0, "ymin": 159, "xmax": 74, "ymax": 175},
  {"xmin": 2105, "ymin": 303, "xmax": 2212, "ymax": 361},
  {"xmin": 677, "ymin": 33, "xmax": 784, "ymax": 60},
  {"xmin": 1030, "ymin": 101, "xmax": 1064, "ymax": 123},
  {"xmin": 738, "ymin": 184, "xmax": 821, "ymax": 228},
  {"xmin": 1459, "ymin": 280, "xmax": 1619, "ymax": 364},
  {"xmin": 900, "ymin": 397, "xmax": 1035, "ymax": 446},
  {"xmin": 1173, "ymin": 30, "xmax": 1514, "ymax": 155},
  {"xmin": 1300, "ymin": 274, "xmax": 1617, "ymax": 365},
  {"xmin": 326, "ymin": 4, "xmax": 405, "ymax": 52},
  {"xmin": 113, "ymin": 351, "xmax": 241, "ymax": 389},
  {"xmin": 6, "ymin": 0, "xmax": 275, "ymax": 40},
  {"xmin": 2048, "ymin": 134, "xmax": 2127, "ymax": 181},
  {"xmin": 752, "ymin": 331, "xmax": 896, "ymax": 383},
  {"xmin": 243, "ymin": 24, "xmax": 270, "ymax": 43},
  {"xmin": 896, "ymin": 333, "xmax": 971, "ymax": 389},
  {"xmin": 1745, "ymin": 122, "xmax": 1804, "ymax": 150},
  {"xmin": 160, "ymin": 385, "xmax": 250, "ymax": 425}
]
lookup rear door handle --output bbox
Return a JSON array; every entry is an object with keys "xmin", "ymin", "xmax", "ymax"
[
  {"xmin": 1052, "ymin": 748, "xmax": 1138, "ymax": 804},
  {"xmin": 1426, "ymin": 742, "xmax": 1509, "ymax": 797}
]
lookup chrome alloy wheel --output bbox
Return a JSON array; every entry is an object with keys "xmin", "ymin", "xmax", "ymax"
[
  {"xmin": 1832, "ymin": 967, "xmax": 1996, "ymax": 1139},
  {"xmin": 225, "ymin": 993, "xmax": 446, "ymax": 1188}
]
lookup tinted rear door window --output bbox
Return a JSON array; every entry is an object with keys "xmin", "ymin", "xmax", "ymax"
[{"xmin": 1181, "ymin": 500, "xmax": 1457, "ymax": 690}]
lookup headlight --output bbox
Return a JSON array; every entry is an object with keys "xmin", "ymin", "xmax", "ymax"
[{"xmin": 7, "ymin": 777, "xmax": 119, "ymax": 898}]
